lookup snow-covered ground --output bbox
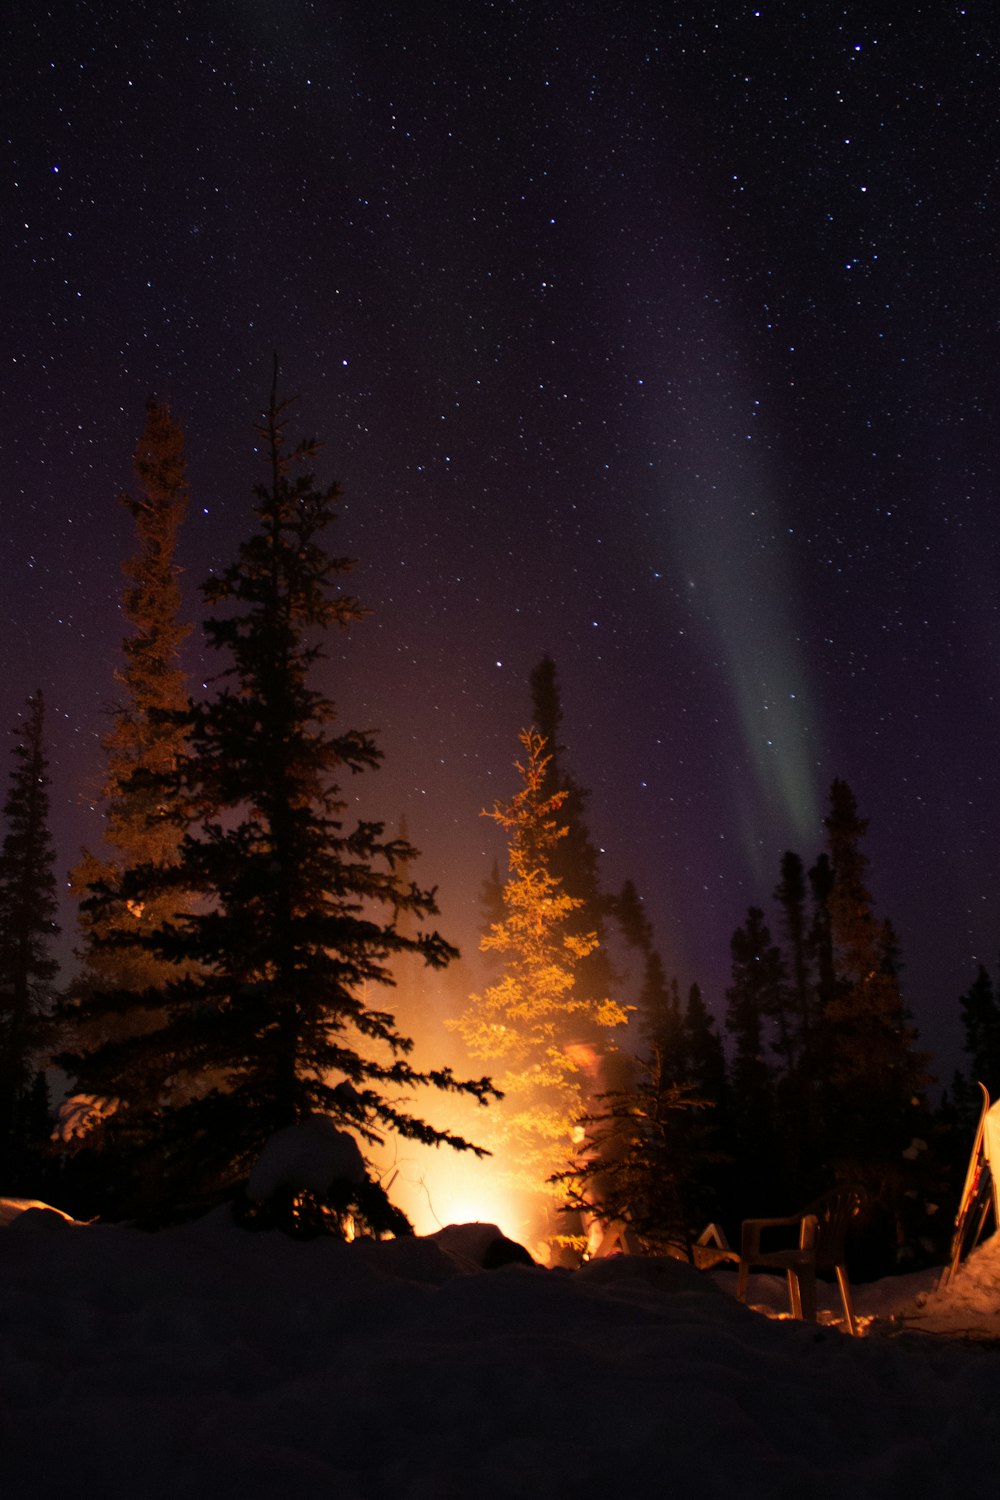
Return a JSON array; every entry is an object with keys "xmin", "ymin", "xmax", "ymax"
[{"xmin": 1, "ymin": 1200, "xmax": 998, "ymax": 1497}]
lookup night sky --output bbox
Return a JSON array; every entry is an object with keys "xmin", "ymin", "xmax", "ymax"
[{"xmin": 4, "ymin": 2, "xmax": 999, "ymax": 1082}]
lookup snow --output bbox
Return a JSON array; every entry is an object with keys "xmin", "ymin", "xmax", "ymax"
[
  {"xmin": 904, "ymin": 1228, "xmax": 1000, "ymax": 1340},
  {"xmin": 0, "ymin": 1197, "xmax": 80, "ymax": 1228},
  {"xmin": 246, "ymin": 1115, "xmax": 367, "ymax": 1200},
  {"xmin": 53, "ymin": 1094, "xmax": 120, "ymax": 1143},
  {"xmin": 1, "ymin": 1201, "xmax": 998, "ymax": 1496}
]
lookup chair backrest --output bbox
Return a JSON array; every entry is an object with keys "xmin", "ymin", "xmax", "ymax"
[{"xmin": 804, "ymin": 1187, "xmax": 863, "ymax": 1270}]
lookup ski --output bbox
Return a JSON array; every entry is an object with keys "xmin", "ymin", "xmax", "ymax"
[{"xmin": 940, "ymin": 1082, "xmax": 995, "ymax": 1288}]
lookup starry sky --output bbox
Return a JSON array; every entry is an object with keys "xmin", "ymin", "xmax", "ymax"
[{"xmin": 3, "ymin": 1, "xmax": 999, "ymax": 1081}]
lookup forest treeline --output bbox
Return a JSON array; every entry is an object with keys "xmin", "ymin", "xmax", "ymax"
[{"xmin": 0, "ymin": 386, "xmax": 997, "ymax": 1271}]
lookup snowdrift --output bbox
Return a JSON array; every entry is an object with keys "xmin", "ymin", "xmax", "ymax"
[{"xmin": 1, "ymin": 1204, "xmax": 998, "ymax": 1497}]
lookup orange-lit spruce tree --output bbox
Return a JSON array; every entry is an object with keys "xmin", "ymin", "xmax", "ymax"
[
  {"xmin": 71, "ymin": 375, "xmax": 496, "ymax": 1230},
  {"xmin": 65, "ymin": 398, "xmax": 192, "ymax": 1020},
  {"xmin": 452, "ymin": 728, "xmax": 627, "ymax": 1227},
  {"xmin": 57, "ymin": 402, "xmax": 198, "ymax": 1214}
]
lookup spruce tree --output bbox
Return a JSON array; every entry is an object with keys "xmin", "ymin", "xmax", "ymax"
[
  {"xmin": 608, "ymin": 879, "xmax": 674, "ymax": 1056},
  {"xmin": 554, "ymin": 1045, "xmax": 712, "ymax": 1256},
  {"xmin": 70, "ymin": 377, "xmax": 496, "ymax": 1226},
  {"xmin": 65, "ymin": 398, "xmax": 193, "ymax": 1034},
  {"xmin": 807, "ymin": 852, "xmax": 837, "ymax": 1014},
  {"xmin": 822, "ymin": 780, "xmax": 925, "ymax": 1108},
  {"xmin": 638, "ymin": 952, "xmax": 683, "ymax": 1065},
  {"xmin": 681, "ymin": 982, "xmax": 728, "ymax": 1107},
  {"xmin": 0, "ymin": 691, "xmax": 59, "ymax": 1187},
  {"xmin": 725, "ymin": 907, "xmax": 783, "ymax": 1214},
  {"xmin": 772, "ymin": 851, "xmax": 813, "ymax": 1072},
  {"xmin": 611, "ymin": 878, "xmax": 654, "ymax": 954},
  {"xmin": 529, "ymin": 657, "xmax": 616, "ymax": 1008},
  {"xmin": 559, "ymin": 962, "xmax": 723, "ymax": 1252},
  {"xmin": 451, "ymin": 727, "xmax": 628, "ymax": 1231},
  {"xmin": 726, "ymin": 909, "xmax": 782, "ymax": 1091},
  {"xmin": 529, "ymin": 657, "xmax": 602, "ymax": 914},
  {"xmin": 957, "ymin": 965, "xmax": 1000, "ymax": 1098},
  {"xmin": 821, "ymin": 779, "xmax": 929, "ymax": 1252}
]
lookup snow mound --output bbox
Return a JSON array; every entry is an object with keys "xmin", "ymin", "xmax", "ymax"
[
  {"xmin": 247, "ymin": 1115, "xmax": 367, "ymax": 1200},
  {"xmin": 1, "ymin": 1217, "xmax": 999, "ymax": 1494},
  {"xmin": 905, "ymin": 1231, "xmax": 1000, "ymax": 1339},
  {"xmin": 0, "ymin": 1197, "xmax": 82, "ymax": 1228},
  {"xmin": 429, "ymin": 1222, "xmax": 535, "ymax": 1268}
]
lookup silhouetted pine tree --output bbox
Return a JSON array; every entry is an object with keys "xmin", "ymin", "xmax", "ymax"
[
  {"xmin": 529, "ymin": 657, "xmax": 616, "ymax": 1016},
  {"xmin": 943, "ymin": 965, "xmax": 1000, "ymax": 1160},
  {"xmin": 957, "ymin": 965, "xmax": 1000, "ymax": 1099},
  {"xmin": 771, "ymin": 851, "xmax": 814, "ymax": 1073},
  {"xmin": 0, "ymin": 692, "xmax": 59, "ymax": 1189},
  {"xmin": 611, "ymin": 878, "xmax": 654, "ymax": 954},
  {"xmin": 681, "ymin": 982, "xmax": 728, "ymax": 1106},
  {"xmin": 820, "ymin": 779, "xmax": 930, "ymax": 1255},
  {"xmin": 807, "ymin": 851, "xmax": 837, "ymax": 1014},
  {"xmin": 725, "ymin": 907, "xmax": 783, "ymax": 1214},
  {"xmin": 676, "ymin": 981, "xmax": 729, "ymax": 1227},
  {"xmin": 554, "ymin": 1041, "xmax": 713, "ymax": 1255},
  {"xmin": 637, "ymin": 952, "xmax": 682, "ymax": 1064},
  {"xmin": 752, "ymin": 851, "xmax": 823, "ymax": 1199},
  {"xmin": 529, "ymin": 658, "xmax": 602, "ymax": 914},
  {"xmin": 69, "ymin": 377, "xmax": 496, "ymax": 1226},
  {"xmin": 609, "ymin": 877, "xmax": 668, "ymax": 1052}
]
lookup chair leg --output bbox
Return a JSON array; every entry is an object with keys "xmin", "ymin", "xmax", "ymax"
[
  {"xmin": 835, "ymin": 1265, "xmax": 858, "ymax": 1336},
  {"xmin": 786, "ymin": 1270, "xmax": 803, "ymax": 1320},
  {"xmin": 736, "ymin": 1261, "xmax": 749, "ymax": 1302},
  {"xmin": 798, "ymin": 1267, "xmax": 818, "ymax": 1323}
]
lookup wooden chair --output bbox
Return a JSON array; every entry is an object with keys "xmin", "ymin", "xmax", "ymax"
[{"xmin": 736, "ymin": 1187, "xmax": 863, "ymax": 1335}]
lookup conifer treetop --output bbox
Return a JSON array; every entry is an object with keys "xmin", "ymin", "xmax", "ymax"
[{"xmin": 64, "ymin": 375, "xmax": 498, "ymax": 1222}]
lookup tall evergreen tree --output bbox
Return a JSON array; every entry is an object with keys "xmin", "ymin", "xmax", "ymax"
[
  {"xmin": 611, "ymin": 878, "xmax": 654, "ymax": 956},
  {"xmin": 610, "ymin": 877, "xmax": 661, "ymax": 1043},
  {"xmin": 528, "ymin": 657, "xmax": 616, "ymax": 1005},
  {"xmin": 680, "ymin": 982, "xmax": 727, "ymax": 1107},
  {"xmin": 554, "ymin": 1044, "xmax": 713, "ymax": 1256},
  {"xmin": 726, "ymin": 908, "xmax": 783, "ymax": 1092},
  {"xmin": 772, "ymin": 851, "xmax": 813, "ymax": 1072},
  {"xmin": 65, "ymin": 398, "xmax": 193, "ymax": 1031},
  {"xmin": 940, "ymin": 965, "xmax": 1000, "ymax": 1176},
  {"xmin": 0, "ymin": 691, "xmax": 59, "ymax": 1187},
  {"xmin": 529, "ymin": 657, "xmax": 602, "ymax": 916},
  {"xmin": 637, "ymin": 951, "xmax": 682, "ymax": 1064},
  {"xmin": 452, "ymin": 727, "xmax": 628, "ymax": 1229},
  {"xmin": 725, "ymin": 906, "xmax": 783, "ymax": 1214},
  {"xmin": 807, "ymin": 851, "xmax": 837, "ymax": 1015},
  {"xmin": 579, "ymin": 968, "xmax": 727, "ymax": 1248},
  {"xmin": 67, "ymin": 377, "xmax": 496, "ymax": 1226},
  {"xmin": 957, "ymin": 964, "xmax": 1000, "ymax": 1098},
  {"xmin": 766, "ymin": 849, "xmax": 827, "ymax": 1200},
  {"xmin": 821, "ymin": 779, "xmax": 929, "ymax": 1231}
]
